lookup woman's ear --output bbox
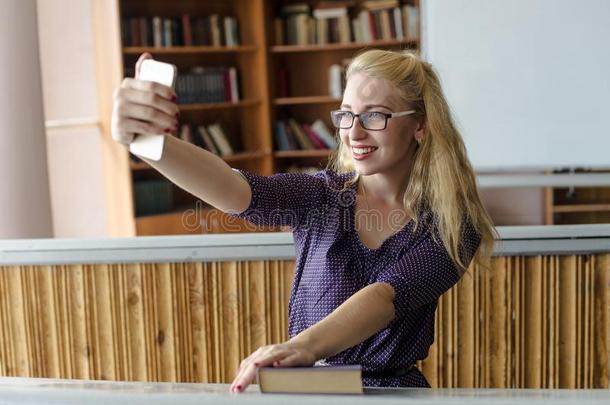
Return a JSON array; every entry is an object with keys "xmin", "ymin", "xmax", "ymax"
[{"xmin": 414, "ymin": 119, "xmax": 426, "ymax": 143}]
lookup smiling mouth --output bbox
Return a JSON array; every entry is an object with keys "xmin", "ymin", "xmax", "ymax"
[{"xmin": 352, "ymin": 146, "xmax": 378, "ymax": 156}]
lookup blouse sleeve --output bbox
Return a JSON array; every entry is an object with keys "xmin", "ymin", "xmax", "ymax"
[
  {"xmin": 375, "ymin": 218, "xmax": 481, "ymax": 321},
  {"xmin": 226, "ymin": 168, "xmax": 328, "ymax": 230}
]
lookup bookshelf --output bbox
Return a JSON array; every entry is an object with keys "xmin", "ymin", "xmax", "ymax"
[
  {"xmin": 268, "ymin": 0, "xmax": 420, "ymax": 174},
  {"xmin": 91, "ymin": 0, "xmax": 422, "ymax": 235},
  {"xmin": 544, "ymin": 169, "xmax": 610, "ymax": 225}
]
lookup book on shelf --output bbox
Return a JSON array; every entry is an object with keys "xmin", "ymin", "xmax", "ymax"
[
  {"xmin": 402, "ymin": 3, "xmax": 419, "ymax": 39},
  {"xmin": 257, "ymin": 365, "xmax": 363, "ymax": 394},
  {"xmin": 302, "ymin": 123, "xmax": 328, "ymax": 149},
  {"xmin": 274, "ymin": 119, "xmax": 336, "ymax": 151},
  {"xmin": 311, "ymin": 119, "xmax": 338, "ymax": 148},
  {"xmin": 328, "ymin": 64, "xmax": 342, "ymax": 97},
  {"xmin": 179, "ymin": 124, "xmax": 195, "ymax": 144},
  {"xmin": 152, "ymin": 17, "xmax": 162, "ymax": 47},
  {"xmin": 163, "ymin": 18, "xmax": 175, "ymax": 46},
  {"xmin": 182, "ymin": 14, "xmax": 193, "ymax": 46},
  {"xmin": 312, "ymin": 1, "xmax": 354, "ymax": 44},
  {"xmin": 179, "ymin": 123, "xmax": 236, "ymax": 157},
  {"xmin": 362, "ymin": 0, "xmax": 400, "ymax": 11},
  {"xmin": 122, "ymin": 15, "xmax": 240, "ymax": 47},
  {"xmin": 273, "ymin": 0, "xmax": 417, "ymax": 46},
  {"xmin": 273, "ymin": 121, "xmax": 290, "ymax": 151},
  {"xmin": 228, "ymin": 67, "xmax": 239, "ymax": 102},
  {"xmin": 359, "ymin": 0, "xmax": 397, "ymax": 41},
  {"xmin": 207, "ymin": 123, "xmax": 234, "ymax": 156},
  {"xmin": 196, "ymin": 126, "xmax": 221, "ymax": 155},
  {"xmin": 288, "ymin": 118, "xmax": 316, "ymax": 149},
  {"xmin": 175, "ymin": 66, "xmax": 240, "ymax": 104}
]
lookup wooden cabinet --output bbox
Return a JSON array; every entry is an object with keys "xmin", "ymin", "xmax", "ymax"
[{"xmin": 544, "ymin": 169, "xmax": 610, "ymax": 225}]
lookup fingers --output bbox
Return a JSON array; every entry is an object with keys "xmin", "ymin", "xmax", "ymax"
[
  {"xmin": 111, "ymin": 53, "xmax": 180, "ymax": 146},
  {"xmin": 121, "ymin": 118, "xmax": 170, "ymax": 136},
  {"xmin": 122, "ymin": 102, "xmax": 178, "ymax": 132},
  {"xmin": 111, "ymin": 118, "xmax": 167, "ymax": 145},
  {"xmin": 135, "ymin": 53, "xmax": 153, "ymax": 79},
  {"xmin": 122, "ymin": 78, "xmax": 177, "ymax": 104},
  {"xmin": 230, "ymin": 349, "xmax": 288, "ymax": 393}
]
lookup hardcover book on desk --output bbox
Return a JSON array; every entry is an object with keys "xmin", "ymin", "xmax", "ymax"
[{"xmin": 257, "ymin": 365, "xmax": 363, "ymax": 394}]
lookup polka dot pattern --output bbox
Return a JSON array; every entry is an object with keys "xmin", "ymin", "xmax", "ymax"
[{"xmin": 229, "ymin": 169, "xmax": 481, "ymax": 388}]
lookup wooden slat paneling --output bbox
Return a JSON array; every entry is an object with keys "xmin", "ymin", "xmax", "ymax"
[{"xmin": 0, "ymin": 254, "xmax": 608, "ymax": 388}]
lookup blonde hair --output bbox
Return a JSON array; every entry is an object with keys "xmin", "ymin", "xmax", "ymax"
[{"xmin": 327, "ymin": 49, "xmax": 497, "ymax": 273}]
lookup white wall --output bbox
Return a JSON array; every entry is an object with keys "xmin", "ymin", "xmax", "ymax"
[
  {"xmin": 37, "ymin": 0, "xmax": 108, "ymax": 237},
  {"xmin": 423, "ymin": 0, "xmax": 610, "ymax": 170},
  {"xmin": 0, "ymin": 0, "xmax": 53, "ymax": 238}
]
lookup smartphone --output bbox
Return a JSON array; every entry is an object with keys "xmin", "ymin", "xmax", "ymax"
[{"xmin": 129, "ymin": 59, "xmax": 177, "ymax": 161}]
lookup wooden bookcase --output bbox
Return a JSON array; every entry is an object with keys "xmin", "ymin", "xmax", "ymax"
[
  {"xmin": 544, "ymin": 169, "xmax": 610, "ymax": 225},
  {"xmin": 94, "ymin": 0, "xmax": 420, "ymax": 235}
]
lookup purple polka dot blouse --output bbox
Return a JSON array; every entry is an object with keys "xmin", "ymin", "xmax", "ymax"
[{"xmin": 229, "ymin": 169, "xmax": 481, "ymax": 388}]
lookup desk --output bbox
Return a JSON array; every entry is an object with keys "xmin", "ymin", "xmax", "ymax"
[{"xmin": 0, "ymin": 378, "xmax": 609, "ymax": 404}]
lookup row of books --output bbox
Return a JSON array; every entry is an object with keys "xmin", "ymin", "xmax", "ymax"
[
  {"xmin": 179, "ymin": 123, "xmax": 236, "ymax": 157},
  {"xmin": 175, "ymin": 67, "xmax": 240, "ymax": 104},
  {"xmin": 275, "ymin": 0, "xmax": 418, "ymax": 45},
  {"xmin": 274, "ymin": 119, "xmax": 337, "ymax": 151},
  {"xmin": 122, "ymin": 15, "xmax": 240, "ymax": 48}
]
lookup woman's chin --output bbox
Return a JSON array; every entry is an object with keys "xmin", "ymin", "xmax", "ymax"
[{"xmin": 353, "ymin": 164, "xmax": 377, "ymax": 176}]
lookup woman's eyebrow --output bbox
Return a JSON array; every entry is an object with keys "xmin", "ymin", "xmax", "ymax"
[{"xmin": 340, "ymin": 104, "xmax": 393, "ymax": 110}]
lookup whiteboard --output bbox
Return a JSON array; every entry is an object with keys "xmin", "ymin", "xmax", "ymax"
[{"xmin": 421, "ymin": 0, "xmax": 610, "ymax": 171}]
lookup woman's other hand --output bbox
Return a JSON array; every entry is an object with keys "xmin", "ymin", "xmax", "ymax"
[
  {"xmin": 230, "ymin": 341, "xmax": 317, "ymax": 393},
  {"xmin": 110, "ymin": 52, "xmax": 179, "ymax": 145}
]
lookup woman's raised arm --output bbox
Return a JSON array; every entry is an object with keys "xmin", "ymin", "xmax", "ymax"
[
  {"xmin": 110, "ymin": 53, "xmax": 251, "ymax": 214},
  {"xmin": 141, "ymin": 135, "xmax": 251, "ymax": 214}
]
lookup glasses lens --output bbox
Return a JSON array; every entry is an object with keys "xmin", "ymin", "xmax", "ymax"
[
  {"xmin": 361, "ymin": 112, "xmax": 387, "ymax": 130},
  {"xmin": 331, "ymin": 111, "xmax": 354, "ymax": 129}
]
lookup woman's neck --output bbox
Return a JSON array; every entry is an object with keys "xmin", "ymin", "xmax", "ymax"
[{"xmin": 360, "ymin": 168, "xmax": 412, "ymax": 207}]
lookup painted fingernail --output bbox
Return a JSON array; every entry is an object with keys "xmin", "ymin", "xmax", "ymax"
[
  {"xmin": 175, "ymin": 112, "xmax": 180, "ymax": 118},
  {"xmin": 254, "ymin": 362, "xmax": 259, "ymax": 367},
  {"xmin": 164, "ymin": 128, "xmax": 170, "ymax": 133},
  {"xmin": 171, "ymin": 95, "xmax": 177, "ymax": 102}
]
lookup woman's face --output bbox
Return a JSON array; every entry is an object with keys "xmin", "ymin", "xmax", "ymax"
[{"xmin": 338, "ymin": 73, "xmax": 422, "ymax": 177}]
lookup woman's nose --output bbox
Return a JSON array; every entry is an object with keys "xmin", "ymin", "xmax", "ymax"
[{"xmin": 348, "ymin": 116, "xmax": 367, "ymax": 139}]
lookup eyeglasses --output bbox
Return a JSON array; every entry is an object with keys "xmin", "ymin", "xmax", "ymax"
[{"xmin": 330, "ymin": 109, "xmax": 416, "ymax": 131}]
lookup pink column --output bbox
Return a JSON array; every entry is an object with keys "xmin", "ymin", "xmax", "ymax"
[{"xmin": 0, "ymin": 0, "xmax": 53, "ymax": 238}]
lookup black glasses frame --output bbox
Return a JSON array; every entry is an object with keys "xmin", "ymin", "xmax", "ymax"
[{"xmin": 329, "ymin": 109, "xmax": 416, "ymax": 131}]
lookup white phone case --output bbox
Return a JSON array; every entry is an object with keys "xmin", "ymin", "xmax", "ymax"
[{"xmin": 129, "ymin": 59, "xmax": 177, "ymax": 161}]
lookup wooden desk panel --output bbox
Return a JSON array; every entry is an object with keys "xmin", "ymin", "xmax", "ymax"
[{"xmin": 0, "ymin": 255, "xmax": 608, "ymax": 388}]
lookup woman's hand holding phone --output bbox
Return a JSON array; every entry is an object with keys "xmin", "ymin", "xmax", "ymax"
[{"xmin": 110, "ymin": 53, "xmax": 179, "ymax": 146}]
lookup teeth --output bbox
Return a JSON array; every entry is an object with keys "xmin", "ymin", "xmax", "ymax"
[{"xmin": 352, "ymin": 147, "xmax": 376, "ymax": 154}]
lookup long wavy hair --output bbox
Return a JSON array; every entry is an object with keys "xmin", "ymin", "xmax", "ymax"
[{"xmin": 326, "ymin": 49, "xmax": 497, "ymax": 273}]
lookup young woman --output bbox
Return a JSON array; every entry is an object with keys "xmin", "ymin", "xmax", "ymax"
[{"xmin": 111, "ymin": 49, "xmax": 496, "ymax": 392}]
